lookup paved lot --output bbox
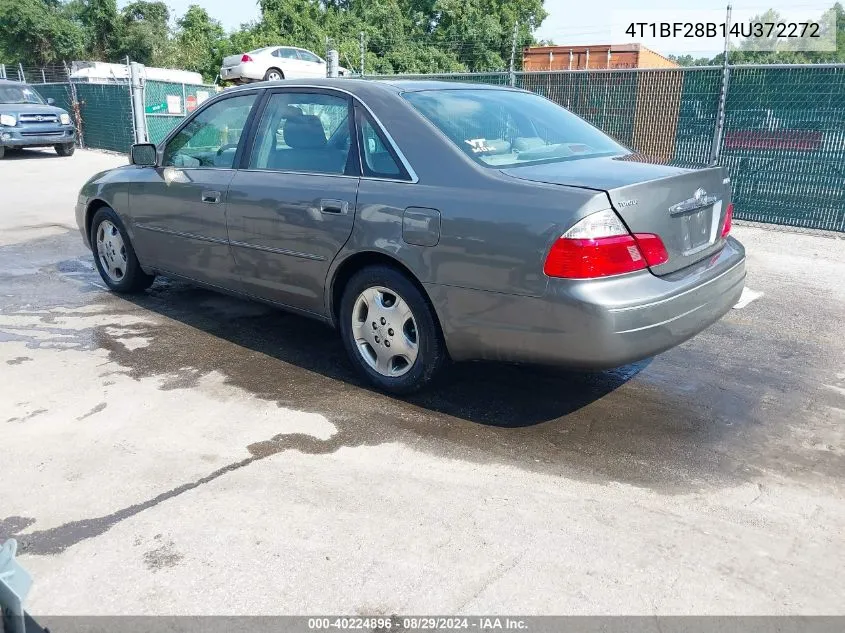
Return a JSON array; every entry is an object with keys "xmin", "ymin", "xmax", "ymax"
[{"xmin": 1, "ymin": 148, "xmax": 844, "ymax": 615}]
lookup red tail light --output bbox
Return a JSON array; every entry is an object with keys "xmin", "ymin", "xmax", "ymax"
[
  {"xmin": 543, "ymin": 210, "xmax": 668, "ymax": 279},
  {"xmin": 241, "ymin": 54, "xmax": 253, "ymax": 63},
  {"xmin": 721, "ymin": 203, "xmax": 733, "ymax": 238}
]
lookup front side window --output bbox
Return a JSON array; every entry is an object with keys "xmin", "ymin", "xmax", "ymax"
[
  {"xmin": 404, "ymin": 89, "xmax": 627, "ymax": 168},
  {"xmin": 248, "ymin": 92, "xmax": 351, "ymax": 175},
  {"xmin": 163, "ymin": 94, "xmax": 256, "ymax": 168}
]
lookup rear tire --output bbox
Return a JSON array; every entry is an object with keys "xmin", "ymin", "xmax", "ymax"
[
  {"xmin": 264, "ymin": 67, "xmax": 284, "ymax": 81},
  {"xmin": 90, "ymin": 207, "xmax": 154, "ymax": 294},
  {"xmin": 339, "ymin": 265, "xmax": 446, "ymax": 394},
  {"xmin": 55, "ymin": 143, "xmax": 75, "ymax": 157}
]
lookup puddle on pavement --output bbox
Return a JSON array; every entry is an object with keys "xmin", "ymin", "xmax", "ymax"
[{"xmin": 2, "ymin": 232, "xmax": 842, "ymax": 497}]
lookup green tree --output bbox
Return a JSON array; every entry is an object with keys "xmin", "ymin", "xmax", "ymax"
[
  {"xmin": 77, "ymin": 0, "xmax": 119, "ymax": 59},
  {"xmin": 668, "ymin": 54, "xmax": 717, "ymax": 67},
  {"xmin": 115, "ymin": 0, "xmax": 171, "ymax": 65},
  {"xmin": 174, "ymin": 5, "xmax": 227, "ymax": 80},
  {"xmin": 0, "ymin": 0, "xmax": 84, "ymax": 64}
]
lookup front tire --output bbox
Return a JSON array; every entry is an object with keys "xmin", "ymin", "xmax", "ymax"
[
  {"xmin": 0, "ymin": 146, "xmax": 5, "ymax": 159},
  {"xmin": 90, "ymin": 207, "xmax": 154, "ymax": 294},
  {"xmin": 264, "ymin": 67, "xmax": 284, "ymax": 81},
  {"xmin": 55, "ymin": 143, "xmax": 75, "ymax": 157},
  {"xmin": 339, "ymin": 266, "xmax": 446, "ymax": 394}
]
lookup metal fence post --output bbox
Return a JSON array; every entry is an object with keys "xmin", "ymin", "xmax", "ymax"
[
  {"xmin": 709, "ymin": 4, "xmax": 733, "ymax": 166},
  {"xmin": 125, "ymin": 57, "xmax": 137, "ymax": 145},
  {"xmin": 509, "ymin": 22, "xmax": 518, "ymax": 87},
  {"xmin": 129, "ymin": 62, "xmax": 148, "ymax": 144},
  {"xmin": 360, "ymin": 32, "xmax": 365, "ymax": 77},
  {"xmin": 327, "ymin": 50, "xmax": 339, "ymax": 78}
]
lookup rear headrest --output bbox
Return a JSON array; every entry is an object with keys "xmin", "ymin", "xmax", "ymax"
[{"xmin": 284, "ymin": 115, "xmax": 326, "ymax": 149}]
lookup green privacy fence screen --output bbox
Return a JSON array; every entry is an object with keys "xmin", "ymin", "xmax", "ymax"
[
  {"xmin": 34, "ymin": 82, "xmax": 133, "ymax": 153},
  {"xmin": 144, "ymin": 80, "xmax": 218, "ymax": 144},
  {"xmin": 372, "ymin": 65, "xmax": 845, "ymax": 232}
]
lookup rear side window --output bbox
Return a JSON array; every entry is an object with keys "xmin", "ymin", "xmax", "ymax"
[
  {"xmin": 273, "ymin": 48, "xmax": 299, "ymax": 59},
  {"xmin": 247, "ymin": 91, "xmax": 352, "ymax": 175},
  {"xmin": 404, "ymin": 89, "xmax": 626, "ymax": 168}
]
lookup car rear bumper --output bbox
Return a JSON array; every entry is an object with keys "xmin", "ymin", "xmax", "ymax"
[
  {"xmin": 220, "ymin": 63, "xmax": 265, "ymax": 81},
  {"xmin": 1, "ymin": 126, "xmax": 75, "ymax": 147},
  {"xmin": 427, "ymin": 237, "xmax": 746, "ymax": 367}
]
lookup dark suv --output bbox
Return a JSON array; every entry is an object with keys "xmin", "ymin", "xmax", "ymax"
[{"xmin": 0, "ymin": 80, "xmax": 76, "ymax": 158}]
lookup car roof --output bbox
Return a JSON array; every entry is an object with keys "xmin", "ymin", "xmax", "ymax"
[
  {"xmin": 221, "ymin": 78, "xmax": 522, "ymax": 97},
  {"xmin": 373, "ymin": 79, "xmax": 521, "ymax": 93}
]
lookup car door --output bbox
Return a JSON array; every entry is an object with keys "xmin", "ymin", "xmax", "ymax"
[
  {"xmin": 295, "ymin": 49, "xmax": 326, "ymax": 78},
  {"xmin": 130, "ymin": 91, "xmax": 259, "ymax": 288},
  {"xmin": 226, "ymin": 89, "xmax": 359, "ymax": 314},
  {"xmin": 272, "ymin": 47, "xmax": 303, "ymax": 78}
]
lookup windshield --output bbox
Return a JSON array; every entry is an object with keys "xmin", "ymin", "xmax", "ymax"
[
  {"xmin": 0, "ymin": 84, "xmax": 45, "ymax": 105},
  {"xmin": 404, "ymin": 89, "xmax": 627, "ymax": 167}
]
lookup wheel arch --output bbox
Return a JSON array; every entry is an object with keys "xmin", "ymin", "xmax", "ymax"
[
  {"xmin": 327, "ymin": 250, "xmax": 445, "ymax": 342},
  {"xmin": 85, "ymin": 198, "xmax": 112, "ymax": 245}
]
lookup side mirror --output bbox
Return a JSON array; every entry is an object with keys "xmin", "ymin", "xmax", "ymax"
[
  {"xmin": 130, "ymin": 143, "xmax": 157, "ymax": 166},
  {"xmin": 46, "ymin": 98, "xmax": 55, "ymax": 105}
]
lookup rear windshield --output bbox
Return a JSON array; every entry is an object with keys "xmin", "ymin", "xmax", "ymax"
[
  {"xmin": 0, "ymin": 84, "xmax": 45, "ymax": 105},
  {"xmin": 404, "ymin": 89, "xmax": 627, "ymax": 167}
]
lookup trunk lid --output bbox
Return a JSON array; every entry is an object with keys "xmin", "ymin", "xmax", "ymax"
[
  {"xmin": 222, "ymin": 53, "xmax": 246, "ymax": 68},
  {"xmin": 502, "ymin": 155, "xmax": 732, "ymax": 275}
]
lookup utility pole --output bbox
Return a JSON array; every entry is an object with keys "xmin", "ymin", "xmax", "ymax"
[
  {"xmin": 360, "ymin": 31, "xmax": 365, "ymax": 77},
  {"xmin": 509, "ymin": 21, "xmax": 519, "ymax": 87},
  {"xmin": 710, "ymin": 4, "xmax": 733, "ymax": 166}
]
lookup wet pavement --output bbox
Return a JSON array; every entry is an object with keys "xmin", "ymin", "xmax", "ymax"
[{"xmin": 1, "ymin": 149, "xmax": 844, "ymax": 614}]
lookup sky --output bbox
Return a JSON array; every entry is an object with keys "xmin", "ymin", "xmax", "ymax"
[
  {"xmin": 150, "ymin": 0, "xmax": 838, "ymax": 58},
  {"xmin": 535, "ymin": 0, "xmax": 838, "ymax": 57}
]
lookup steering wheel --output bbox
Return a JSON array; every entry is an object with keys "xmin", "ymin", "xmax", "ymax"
[{"xmin": 217, "ymin": 143, "xmax": 238, "ymax": 155}]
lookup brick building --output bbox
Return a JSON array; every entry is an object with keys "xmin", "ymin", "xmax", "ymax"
[{"xmin": 522, "ymin": 43, "xmax": 678, "ymax": 71}]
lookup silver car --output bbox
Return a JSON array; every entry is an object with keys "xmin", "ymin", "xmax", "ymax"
[{"xmin": 75, "ymin": 79, "xmax": 745, "ymax": 393}]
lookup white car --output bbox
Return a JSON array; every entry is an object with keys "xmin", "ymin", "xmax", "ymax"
[{"xmin": 220, "ymin": 46, "xmax": 347, "ymax": 82}]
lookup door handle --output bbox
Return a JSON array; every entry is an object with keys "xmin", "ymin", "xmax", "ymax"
[
  {"xmin": 201, "ymin": 190, "xmax": 221, "ymax": 204},
  {"xmin": 320, "ymin": 199, "xmax": 349, "ymax": 215}
]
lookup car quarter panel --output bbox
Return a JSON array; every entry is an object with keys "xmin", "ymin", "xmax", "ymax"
[{"xmin": 428, "ymin": 236, "xmax": 745, "ymax": 365}]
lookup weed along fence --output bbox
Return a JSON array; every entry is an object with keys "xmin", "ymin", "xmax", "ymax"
[{"xmin": 371, "ymin": 64, "xmax": 845, "ymax": 233}]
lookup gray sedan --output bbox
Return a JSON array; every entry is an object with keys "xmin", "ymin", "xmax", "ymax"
[{"xmin": 75, "ymin": 79, "xmax": 745, "ymax": 393}]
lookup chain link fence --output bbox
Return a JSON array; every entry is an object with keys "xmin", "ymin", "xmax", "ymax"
[
  {"xmin": 370, "ymin": 64, "xmax": 845, "ymax": 232},
  {"xmin": 1, "ymin": 61, "xmax": 217, "ymax": 153},
  {"xmin": 3, "ymin": 59, "xmax": 843, "ymax": 232},
  {"xmin": 144, "ymin": 80, "xmax": 218, "ymax": 144}
]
